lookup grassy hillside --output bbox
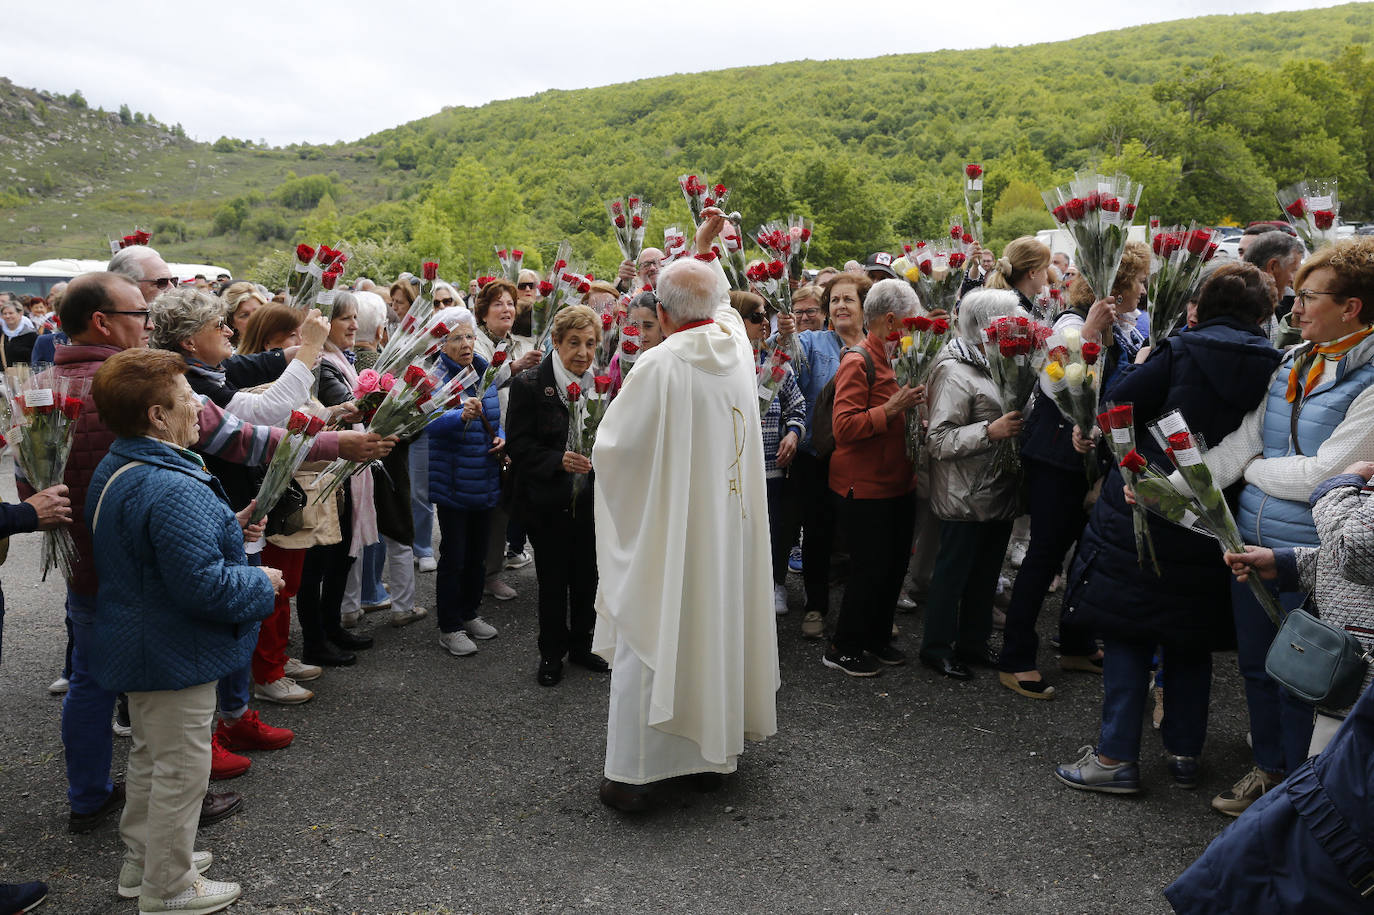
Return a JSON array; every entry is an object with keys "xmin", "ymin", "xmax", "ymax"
[{"xmin": 3, "ymin": 3, "xmax": 1374, "ymax": 279}]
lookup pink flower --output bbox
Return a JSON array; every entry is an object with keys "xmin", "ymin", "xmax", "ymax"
[
  {"xmin": 378, "ymin": 373, "xmax": 395, "ymax": 392},
  {"xmin": 354, "ymin": 369, "xmax": 380, "ymax": 396}
]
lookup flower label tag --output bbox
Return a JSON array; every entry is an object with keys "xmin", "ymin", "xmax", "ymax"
[
  {"xmin": 454, "ymin": 367, "xmax": 479, "ymax": 390},
  {"xmin": 1101, "ymin": 209, "xmax": 1121, "ymax": 225},
  {"xmin": 1156, "ymin": 411, "xmax": 1188, "ymax": 437},
  {"xmin": 1173, "ymin": 446, "xmax": 1203, "ymax": 466},
  {"xmin": 1307, "ymin": 195, "xmax": 1333, "ymax": 211},
  {"xmin": 26, "ymin": 388, "xmax": 53, "ymax": 408},
  {"xmin": 1180, "ymin": 509, "xmax": 1199, "ymax": 529},
  {"xmin": 316, "ymin": 289, "xmax": 336, "ymax": 306},
  {"xmin": 7, "ymin": 426, "xmax": 21, "ymax": 446},
  {"xmin": 308, "ymin": 263, "xmax": 324, "ymax": 279},
  {"xmin": 1111, "ymin": 427, "xmax": 1131, "ymax": 444},
  {"xmin": 967, "ymin": 178, "xmax": 983, "ymax": 191},
  {"xmin": 294, "ymin": 262, "xmax": 309, "ymax": 274}
]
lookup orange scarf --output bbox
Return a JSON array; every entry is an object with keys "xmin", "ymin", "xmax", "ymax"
[{"xmin": 1286, "ymin": 325, "xmax": 1374, "ymax": 403}]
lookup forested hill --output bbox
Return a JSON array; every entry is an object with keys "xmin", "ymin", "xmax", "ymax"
[{"xmin": 3, "ymin": 3, "xmax": 1374, "ymax": 279}]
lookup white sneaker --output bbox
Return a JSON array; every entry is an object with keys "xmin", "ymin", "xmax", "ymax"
[
  {"xmin": 416, "ymin": 555, "xmax": 438, "ymax": 573},
  {"xmin": 340, "ymin": 609, "xmax": 363, "ymax": 629},
  {"xmin": 504, "ymin": 549, "xmax": 532, "ymax": 570},
  {"xmin": 484, "ymin": 578, "xmax": 517, "ymax": 600},
  {"xmin": 48, "ymin": 676, "xmax": 70, "ymax": 695},
  {"xmin": 463, "ymin": 616, "xmax": 498, "ymax": 640},
  {"xmin": 1007, "ymin": 540, "xmax": 1028, "ymax": 569},
  {"xmin": 119, "ymin": 850, "xmax": 212, "ymax": 898},
  {"xmin": 361, "ymin": 598, "xmax": 392, "ymax": 612},
  {"xmin": 252, "ymin": 677, "xmax": 314, "ymax": 705},
  {"xmin": 439, "ymin": 631, "xmax": 478, "ymax": 657},
  {"xmin": 389, "ymin": 606, "xmax": 428, "ymax": 628},
  {"xmin": 283, "ymin": 658, "xmax": 322, "ymax": 682},
  {"xmin": 139, "ymin": 876, "xmax": 240, "ymax": 914},
  {"xmin": 773, "ymin": 583, "xmax": 788, "ymax": 616},
  {"xmin": 112, "ymin": 717, "xmax": 132, "ymax": 738}
]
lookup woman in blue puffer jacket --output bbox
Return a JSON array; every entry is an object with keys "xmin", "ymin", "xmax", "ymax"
[
  {"xmin": 427, "ymin": 312, "xmax": 505, "ymax": 660},
  {"xmin": 87, "ymin": 349, "xmax": 278, "ymax": 913}
]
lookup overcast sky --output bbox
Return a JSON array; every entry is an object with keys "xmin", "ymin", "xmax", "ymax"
[{"xmin": 2, "ymin": 0, "xmax": 1348, "ymax": 147}]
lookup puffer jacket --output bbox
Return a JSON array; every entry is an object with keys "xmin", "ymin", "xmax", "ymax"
[
  {"xmin": 87, "ymin": 436, "xmax": 275, "ymax": 693},
  {"xmin": 507, "ymin": 355, "xmax": 593, "ymax": 517},
  {"xmin": 925, "ymin": 339, "xmax": 1020, "ymax": 522},
  {"xmin": 428, "ymin": 352, "xmax": 503, "ymax": 512}
]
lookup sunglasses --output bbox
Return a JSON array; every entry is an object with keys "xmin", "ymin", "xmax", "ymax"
[
  {"xmin": 433, "ymin": 297, "xmax": 456, "ymax": 306},
  {"xmin": 746, "ymin": 312, "xmax": 768, "ymax": 324},
  {"xmin": 143, "ymin": 276, "xmax": 176, "ymax": 290},
  {"xmin": 517, "ymin": 282, "xmax": 537, "ymax": 290}
]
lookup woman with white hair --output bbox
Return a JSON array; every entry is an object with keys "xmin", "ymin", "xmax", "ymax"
[
  {"xmin": 920, "ymin": 289, "xmax": 1027, "ymax": 680},
  {"xmin": 823, "ymin": 279, "xmax": 926, "ymax": 678},
  {"xmin": 351, "ymin": 290, "xmax": 390, "ymax": 373}
]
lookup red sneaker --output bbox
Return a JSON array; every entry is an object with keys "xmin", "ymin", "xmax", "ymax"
[
  {"xmin": 215, "ymin": 710, "xmax": 295, "ymax": 752},
  {"xmin": 209, "ymin": 733, "xmax": 251, "ymax": 780}
]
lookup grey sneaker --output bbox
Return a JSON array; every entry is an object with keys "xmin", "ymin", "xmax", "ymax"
[
  {"xmin": 340, "ymin": 609, "xmax": 363, "ymax": 629},
  {"xmin": 1053, "ymin": 746, "xmax": 1141, "ymax": 794},
  {"xmin": 1211, "ymin": 765, "xmax": 1280, "ymax": 816},
  {"xmin": 463, "ymin": 616, "xmax": 498, "ymax": 640},
  {"xmin": 503, "ymin": 549, "xmax": 532, "ymax": 570},
  {"xmin": 138, "ymin": 876, "xmax": 240, "ymax": 914},
  {"xmin": 439, "ymin": 631, "xmax": 478, "ymax": 657},
  {"xmin": 389, "ymin": 606, "xmax": 428, "ymax": 628},
  {"xmin": 282, "ymin": 658, "xmax": 322, "ymax": 682},
  {"xmin": 119, "ymin": 850, "xmax": 212, "ymax": 898}
]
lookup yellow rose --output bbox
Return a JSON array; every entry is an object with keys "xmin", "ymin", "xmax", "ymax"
[
  {"xmin": 1044, "ymin": 362, "xmax": 1065, "ymax": 382},
  {"xmin": 901, "ymin": 335, "xmax": 914, "ymax": 353}
]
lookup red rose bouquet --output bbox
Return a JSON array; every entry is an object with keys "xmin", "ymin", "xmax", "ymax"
[
  {"xmin": 1096, "ymin": 402, "xmax": 1157, "ymax": 573},
  {"xmin": 1043, "ymin": 170, "xmax": 1143, "ymax": 301},
  {"xmin": 595, "ymin": 297, "xmax": 630, "ymax": 372},
  {"xmin": 1041, "ymin": 325, "xmax": 1102, "ymax": 478},
  {"xmin": 286, "ymin": 242, "xmax": 348, "ymax": 311},
  {"xmin": 607, "ymin": 196, "xmax": 651, "ymax": 263},
  {"xmin": 1147, "ymin": 225, "xmax": 1218, "ymax": 346},
  {"xmin": 963, "ymin": 163, "xmax": 985, "ymax": 244},
  {"xmin": 754, "ymin": 220, "xmax": 810, "ymax": 284},
  {"xmin": 109, "ymin": 228, "xmax": 153, "ymax": 255},
  {"xmin": 745, "ymin": 259, "xmax": 803, "ymax": 366},
  {"xmin": 566, "ymin": 376, "xmax": 613, "ymax": 508},
  {"xmin": 755, "ymin": 348, "xmax": 792, "ymax": 414},
  {"xmin": 717, "ymin": 217, "xmax": 751, "ymax": 291},
  {"xmin": 680, "ymin": 174, "xmax": 729, "ymax": 227},
  {"xmin": 495, "ymin": 247, "xmax": 524, "ymax": 283},
  {"xmin": 895, "ymin": 315, "xmax": 951, "ymax": 460},
  {"xmin": 984, "ymin": 314, "xmax": 1051, "ymax": 473},
  {"xmin": 618, "ymin": 324, "xmax": 642, "ymax": 376},
  {"xmin": 1277, "ymin": 179, "xmax": 1340, "ymax": 251},
  {"xmin": 247, "ymin": 404, "xmax": 330, "ymax": 525},
  {"xmin": 533, "ymin": 241, "xmax": 582, "ymax": 351},
  {"xmin": 903, "ymin": 242, "xmax": 967, "ymax": 314},
  {"xmin": 8, "ymin": 369, "xmax": 91, "ymax": 580}
]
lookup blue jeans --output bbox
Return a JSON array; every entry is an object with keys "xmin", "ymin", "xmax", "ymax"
[
  {"xmin": 216, "ymin": 665, "xmax": 251, "ymax": 720},
  {"xmin": 62, "ymin": 589, "xmax": 116, "ymax": 813},
  {"xmin": 1232, "ymin": 578, "xmax": 1313, "ymax": 774},
  {"xmin": 361, "ymin": 540, "xmax": 389, "ymax": 605},
  {"xmin": 409, "ymin": 434, "xmax": 434, "ymax": 558},
  {"xmin": 1098, "ymin": 636, "xmax": 1211, "ymax": 762}
]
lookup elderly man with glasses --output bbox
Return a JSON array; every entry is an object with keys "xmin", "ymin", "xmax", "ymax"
[{"xmin": 108, "ymin": 245, "xmax": 179, "ymax": 304}]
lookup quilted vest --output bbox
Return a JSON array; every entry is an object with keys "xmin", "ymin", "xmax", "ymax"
[{"xmin": 1236, "ymin": 343, "xmax": 1374, "ymax": 548}]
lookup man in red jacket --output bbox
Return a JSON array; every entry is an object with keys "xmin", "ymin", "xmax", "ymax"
[{"xmin": 48, "ymin": 272, "xmax": 393, "ymax": 833}]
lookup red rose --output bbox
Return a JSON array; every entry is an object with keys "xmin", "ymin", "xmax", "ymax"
[
  {"xmin": 61, "ymin": 396, "xmax": 82, "ymax": 422},
  {"xmin": 1066, "ymin": 198, "xmax": 1086, "ymax": 220},
  {"xmin": 1049, "ymin": 288, "xmax": 1062, "ymax": 301},
  {"xmin": 539, "ymin": 280, "xmax": 554, "ymax": 296},
  {"xmin": 296, "ymin": 244, "xmax": 315, "ymax": 264},
  {"xmin": 1151, "ymin": 235, "xmax": 1165, "ymax": 256},
  {"xmin": 1086, "ymin": 192, "xmax": 1102, "ymax": 211},
  {"xmin": 422, "ymin": 261, "xmax": 438, "ymax": 281},
  {"xmin": 555, "ymin": 259, "xmax": 567, "ymax": 270},
  {"xmin": 134, "ymin": 230, "xmax": 151, "ymax": 245},
  {"xmin": 1124, "ymin": 204, "xmax": 1137, "ymax": 220},
  {"xmin": 490, "ymin": 350, "xmax": 508, "ymax": 366},
  {"xmin": 566, "ymin": 382, "xmax": 582, "ymax": 402},
  {"xmin": 578, "ymin": 281, "xmax": 591, "ymax": 294},
  {"xmin": 614, "ymin": 214, "xmax": 626, "ymax": 228},
  {"xmin": 965, "ymin": 163, "xmax": 983, "ymax": 179},
  {"xmin": 886, "ymin": 330, "xmax": 901, "ymax": 342},
  {"xmin": 622, "ymin": 325, "xmax": 640, "ymax": 337},
  {"xmin": 1100, "ymin": 196, "xmax": 1121, "ymax": 213},
  {"xmin": 930, "ymin": 319, "xmax": 949, "ymax": 335},
  {"xmin": 918, "ymin": 259, "xmax": 933, "ymax": 276},
  {"xmin": 601, "ymin": 313, "xmax": 613, "ymax": 330},
  {"xmin": 985, "ymin": 325, "xmax": 999, "ymax": 341},
  {"xmin": 1185, "ymin": 230, "xmax": 1211, "ymax": 256},
  {"xmin": 901, "ymin": 316, "xmax": 921, "ymax": 330},
  {"xmin": 915, "ymin": 241, "xmax": 927, "ymax": 249},
  {"xmin": 632, "ymin": 215, "xmax": 643, "ymax": 229},
  {"xmin": 1313, "ymin": 210, "xmax": 1335, "ymax": 230},
  {"xmin": 1048, "ymin": 345, "xmax": 1069, "ymax": 363},
  {"xmin": 611, "ymin": 200, "xmax": 623, "ymax": 214},
  {"xmin": 903, "ymin": 244, "xmax": 913, "ymax": 254},
  {"xmin": 287, "ymin": 411, "xmax": 309, "ymax": 434},
  {"xmin": 305, "ymin": 416, "xmax": 326, "ymax": 436},
  {"xmin": 1014, "ymin": 316, "xmax": 1030, "ymax": 328},
  {"xmin": 961, "ymin": 233, "xmax": 974, "ymax": 245},
  {"xmin": 594, "ymin": 375, "xmax": 612, "ymax": 394},
  {"xmin": 1081, "ymin": 341, "xmax": 1102, "ymax": 365},
  {"xmin": 430, "ymin": 323, "xmax": 450, "ymax": 338},
  {"xmin": 799, "ymin": 227, "xmax": 811, "ymax": 242},
  {"xmin": 628, "ymin": 196, "xmax": 639, "ymax": 207},
  {"xmin": 949, "ymin": 252, "xmax": 967, "ymax": 269},
  {"xmin": 770, "ymin": 366, "xmax": 786, "ymax": 383},
  {"xmin": 768, "ymin": 260, "xmax": 785, "ymax": 279},
  {"xmin": 497, "ymin": 249, "xmax": 507, "ymax": 259},
  {"xmin": 1108, "ymin": 404, "xmax": 1133, "ymax": 426},
  {"xmin": 321, "ymin": 272, "xmax": 338, "ymax": 291},
  {"xmin": 1052, "ymin": 205, "xmax": 1069, "ymax": 224},
  {"xmin": 1120, "ymin": 450, "xmax": 1147, "ymax": 474},
  {"xmin": 1285, "ymin": 199, "xmax": 1306, "ymax": 218},
  {"xmin": 1205, "ymin": 242, "xmax": 1219, "ymax": 260},
  {"xmin": 403, "ymin": 365, "xmax": 427, "ymax": 387},
  {"xmin": 950, "ymin": 225, "xmax": 962, "ymax": 239},
  {"xmin": 1166, "ymin": 431, "xmax": 1192, "ymax": 451},
  {"xmin": 714, "ymin": 184, "xmax": 727, "ymax": 197},
  {"xmin": 774, "ymin": 349, "xmax": 791, "ymax": 363},
  {"xmin": 703, "ymin": 197, "xmax": 715, "ymax": 207},
  {"xmin": 999, "ymin": 339, "xmax": 1018, "ymax": 358}
]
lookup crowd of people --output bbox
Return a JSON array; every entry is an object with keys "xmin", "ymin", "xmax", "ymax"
[{"xmin": 1, "ymin": 204, "xmax": 1372, "ymax": 913}]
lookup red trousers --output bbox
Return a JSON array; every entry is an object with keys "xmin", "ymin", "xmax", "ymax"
[{"xmin": 253, "ymin": 544, "xmax": 306, "ymax": 685}]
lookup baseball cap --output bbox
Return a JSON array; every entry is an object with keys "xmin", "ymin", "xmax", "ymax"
[{"xmin": 864, "ymin": 252, "xmax": 897, "ymax": 278}]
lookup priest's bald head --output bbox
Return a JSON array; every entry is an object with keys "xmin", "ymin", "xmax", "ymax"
[{"xmin": 655, "ymin": 258, "xmax": 717, "ymax": 332}]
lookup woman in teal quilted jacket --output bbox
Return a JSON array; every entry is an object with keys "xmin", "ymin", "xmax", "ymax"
[{"xmin": 87, "ymin": 349, "xmax": 280, "ymax": 915}]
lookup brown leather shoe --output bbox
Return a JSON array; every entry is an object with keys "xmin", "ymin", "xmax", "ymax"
[
  {"xmin": 68, "ymin": 781, "xmax": 125, "ymax": 834},
  {"xmin": 599, "ymin": 778, "xmax": 654, "ymax": 813},
  {"xmin": 199, "ymin": 791, "xmax": 243, "ymax": 827}
]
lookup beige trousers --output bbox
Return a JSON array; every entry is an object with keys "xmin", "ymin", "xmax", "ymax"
[{"xmin": 121, "ymin": 681, "xmax": 216, "ymax": 898}]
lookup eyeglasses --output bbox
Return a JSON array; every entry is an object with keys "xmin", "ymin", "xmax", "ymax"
[
  {"xmin": 1296, "ymin": 289, "xmax": 1344, "ymax": 307},
  {"xmin": 746, "ymin": 312, "xmax": 768, "ymax": 324},
  {"xmin": 142, "ymin": 276, "xmax": 176, "ymax": 290},
  {"xmin": 517, "ymin": 282, "xmax": 537, "ymax": 291},
  {"xmin": 101, "ymin": 309, "xmax": 153, "ymax": 327},
  {"xmin": 433, "ymin": 297, "xmax": 456, "ymax": 306},
  {"xmin": 795, "ymin": 308, "xmax": 822, "ymax": 319}
]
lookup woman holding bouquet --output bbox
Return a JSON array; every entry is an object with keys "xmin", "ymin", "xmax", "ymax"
[
  {"xmin": 506, "ymin": 304, "xmax": 608, "ymax": 688},
  {"xmin": 427, "ymin": 313, "xmax": 504, "ymax": 659},
  {"xmin": 1053, "ymin": 263, "xmax": 1280, "ymax": 794},
  {"xmin": 731, "ymin": 290, "xmax": 806, "ymax": 616},
  {"xmin": 1175, "ymin": 237, "xmax": 1374, "ymax": 816},
  {"xmin": 470, "ymin": 279, "xmax": 541, "ymax": 600},
  {"xmin": 998, "ymin": 242, "xmax": 1149, "ymax": 700},
  {"xmin": 920, "ymin": 290, "xmax": 1027, "ymax": 679}
]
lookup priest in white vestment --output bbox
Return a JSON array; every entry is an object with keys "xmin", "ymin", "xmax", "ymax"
[{"xmin": 592, "ymin": 209, "xmax": 780, "ymax": 809}]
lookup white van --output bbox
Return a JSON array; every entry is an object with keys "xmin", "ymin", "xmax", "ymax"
[
  {"xmin": 28, "ymin": 257, "xmax": 233, "ymax": 284},
  {"xmin": 1036, "ymin": 226, "xmax": 1149, "ymax": 260},
  {"xmin": 0, "ymin": 261, "xmax": 81, "ymax": 297}
]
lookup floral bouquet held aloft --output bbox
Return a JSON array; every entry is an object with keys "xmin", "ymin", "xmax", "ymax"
[
  {"xmin": 746, "ymin": 259, "xmax": 805, "ymax": 368},
  {"xmin": 894, "ymin": 315, "xmax": 950, "ymax": 460},
  {"xmin": 963, "ymin": 164, "xmax": 985, "ymax": 245},
  {"xmin": 1147, "ymin": 226, "xmax": 1219, "ymax": 346},
  {"xmin": 287, "ymin": 243, "xmax": 348, "ymax": 312},
  {"xmin": 1041, "ymin": 326, "xmax": 1103, "ymax": 479},
  {"xmin": 566, "ymin": 376, "xmax": 612, "ymax": 510},
  {"xmin": 7, "ymin": 368, "xmax": 90, "ymax": 580},
  {"xmin": 109, "ymin": 228, "xmax": 152, "ymax": 256},
  {"xmin": 608, "ymin": 196, "xmax": 650, "ymax": 264},
  {"xmin": 618, "ymin": 324, "xmax": 643, "ymax": 378},
  {"xmin": 904, "ymin": 242, "xmax": 967, "ymax": 315},
  {"xmin": 465, "ymin": 346, "xmax": 511, "ymax": 432},
  {"xmin": 1277, "ymin": 179, "xmax": 1340, "ymax": 251},
  {"xmin": 495, "ymin": 247, "xmax": 524, "ymax": 283},
  {"xmin": 755, "ymin": 221, "xmax": 810, "ymax": 286},
  {"xmin": 247, "ymin": 405, "xmax": 330, "ymax": 525},
  {"xmin": 1044, "ymin": 170, "xmax": 1143, "ymax": 301},
  {"xmin": 680, "ymin": 175, "xmax": 729, "ymax": 228},
  {"xmin": 1096, "ymin": 402, "xmax": 1158, "ymax": 574}
]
